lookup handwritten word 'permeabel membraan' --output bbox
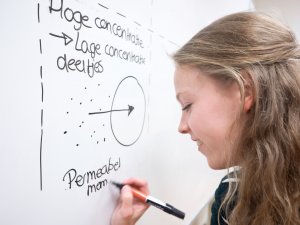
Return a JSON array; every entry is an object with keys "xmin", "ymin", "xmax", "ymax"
[{"xmin": 62, "ymin": 157, "xmax": 121, "ymax": 196}]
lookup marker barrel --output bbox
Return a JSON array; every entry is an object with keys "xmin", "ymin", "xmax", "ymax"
[{"xmin": 111, "ymin": 181, "xmax": 185, "ymax": 220}]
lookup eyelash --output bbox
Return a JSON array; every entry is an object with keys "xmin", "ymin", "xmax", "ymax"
[{"xmin": 182, "ymin": 104, "xmax": 192, "ymax": 111}]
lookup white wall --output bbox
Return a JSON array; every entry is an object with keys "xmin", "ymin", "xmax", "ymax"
[
  {"xmin": 253, "ymin": 0, "xmax": 300, "ymax": 40},
  {"xmin": 0, "ymin": 1, "xmax": 251, "ymax": 225}
]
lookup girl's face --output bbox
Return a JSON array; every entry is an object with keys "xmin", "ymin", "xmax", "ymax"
[{"xmin": 174, "ymin": 66, "xmax": 242, "ymax": 169}]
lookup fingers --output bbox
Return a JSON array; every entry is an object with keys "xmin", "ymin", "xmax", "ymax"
[
  {"xmin": 110, "ymin": 185, "xmax": 134, "ymax": 225},
  {"xmin": 122, "ymin": 178, "xmax": 149, "ymax": 195},
  {"xmin": 110, "ymin": 179, "xmax": 150, "ymax": 225},
  {"xmin": 119, "ymin": 185, "xmax": 134, "ymax": 220},
  {"xmin": 120, "ymin": 182, "xmax": 149, "ymax": 223}
]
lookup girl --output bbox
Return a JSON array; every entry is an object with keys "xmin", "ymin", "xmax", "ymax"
[{"xmin": 110, "ymin": 12, "xmax": 300, "ymax": 225}]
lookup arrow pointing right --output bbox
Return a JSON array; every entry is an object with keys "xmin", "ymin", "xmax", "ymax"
[
  {"xmin": 89, "ymin": 105, "xmax": 135, "ymax": 116},
  {"xmin": 49, "ymin": 32, "xmax": 73, "ymax": 46}
]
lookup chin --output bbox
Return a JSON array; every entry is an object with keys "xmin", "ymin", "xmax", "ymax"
[{"xmin": 207, "ymin": 160, "xmax": 226, "ymax": 170}]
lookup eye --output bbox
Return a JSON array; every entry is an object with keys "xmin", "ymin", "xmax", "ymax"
[{"xmin": 182, "ymin": 103, "xmax": 192, "ymax": 111}]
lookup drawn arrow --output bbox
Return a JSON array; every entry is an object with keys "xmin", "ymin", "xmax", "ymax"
[
  {"xmin": 89, "ymin": 105, "xmax": 134, "ymax": 116},
  {"xmin": 49, "ymin": 32, "xmax": 73, "ymax": 46}
]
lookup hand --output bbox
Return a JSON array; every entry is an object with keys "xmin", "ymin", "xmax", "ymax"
[{"xmin": 110, "ymin": 178, "xmax": 150, "ymax": 225}]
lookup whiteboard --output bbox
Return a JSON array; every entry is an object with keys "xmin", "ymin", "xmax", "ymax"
[{"xmin": 0, "ymin": 1, "xmax": 250, "ymax": 225}]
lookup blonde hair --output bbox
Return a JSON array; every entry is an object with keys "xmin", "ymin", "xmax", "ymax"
[{"xmin": 173, "ymin": 12, "xmax": 300, "ymax": 225}]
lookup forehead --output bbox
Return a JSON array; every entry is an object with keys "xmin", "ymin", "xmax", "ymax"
[
  {"xmin": 174, "ymin": 66, "xmax": 202, "ymax": 85},
  {"xmin": 174, "ymin": 66, "xmax": 204, "ymax": 97}
]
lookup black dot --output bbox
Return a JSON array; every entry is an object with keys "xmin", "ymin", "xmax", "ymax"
[
  {"xmin": 85, "ymin": 87, "xmax": 87, "ymax": 89},
  {"xmin": 66, "ymin": 112, "xmax": 69, "ymax": 114},
  {"xmin": 97, "ymin": 141, "xmax": 99, "ymax": 144},
  {"xmin": 82, "ymin": 121, "xmax": 84, "ymax": 124},
  {"xmin": 90, "ymin": 99, "xmax": 93, "ymax": 102},
  {"xmin": 104, "ymin": 138, "xmax": 106, "ymax": 142},
  {"xmin": 71, "ymin": 98, "xmax": 73, "ymax": 100},
  {"xmin": 64, "ymin": 131, "xmax": 67, "ymax": 134},
  {"xmin": 79, "ymin": 125, "xmax": 82, "ymax": 127},
  {"xmin": 76, "ymin": 144, "xmax": 79, "ymax": 146},
  {"xmin": 80, "ymin": 102, "xmax": 82, "ymax": 105}
]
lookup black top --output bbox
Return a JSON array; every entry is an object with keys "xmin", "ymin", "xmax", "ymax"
[{"xmin": 210, "ymin": 174, "xmax": 238, "ymax": 225}]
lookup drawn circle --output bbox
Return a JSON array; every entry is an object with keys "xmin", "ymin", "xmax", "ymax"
[{"xmin": 110, "ymin": 76, "xmax": 146, "ymax": 146}]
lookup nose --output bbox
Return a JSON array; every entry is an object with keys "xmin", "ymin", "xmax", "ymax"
[{"xmin": 178, "ymin": 113, "xmax": 189, "ymax": 134}]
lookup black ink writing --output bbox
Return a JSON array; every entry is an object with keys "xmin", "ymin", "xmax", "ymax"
[
  {"xmin": 57, "ymin": 54, "xmax": 104, "ymax": 77},
  {"xmin": 75, "ymin": 32, "xmax": 101, "ymax": 59},
  {"xmin": 62, "ymin": 157, "xmax": 121, "ymax": 196},
  {"xmin": 94, "ymin": 17, "xmax": 144, "ymax": 48},
  {"xmin": 104, "ymin": 44, "xmax": 145, "ymax": 64},
  {"xmin": 87, "ymin": 179, "xmax": 108, "ymax": 196},
  {"xmin": 49, "ymin": 0, "xmax": 92, "ymax": 31},
  {"xmin": 49, "ymin": 32, "xmax": 73, "ymax": 46}
]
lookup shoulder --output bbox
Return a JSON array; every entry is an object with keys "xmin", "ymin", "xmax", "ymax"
[{"xmin": 210, "ymin": 172, "xmax": 239, "ymax": 225}]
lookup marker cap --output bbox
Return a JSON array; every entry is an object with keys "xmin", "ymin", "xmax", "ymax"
[{"xmin": 165, "ymin": 203, "xmax": 185, "ymax": 219}]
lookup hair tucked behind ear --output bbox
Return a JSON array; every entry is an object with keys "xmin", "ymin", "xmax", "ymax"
[{"xmin": 173, "ymin": 12, "xmax": 300, "ymax": 225}]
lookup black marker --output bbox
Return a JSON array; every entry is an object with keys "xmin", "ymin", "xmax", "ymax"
[{"xmin": 111, "ymin": 181, "xmax": 185, "ymax": 219}]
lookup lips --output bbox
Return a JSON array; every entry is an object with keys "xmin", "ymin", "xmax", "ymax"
[
  {"xmin": 191, "ymin": 137, "xmax": 203, "ymax": 147},
  {"xmin": 197, "ymin": 140, "xmax": 203, "ymax": 146}
]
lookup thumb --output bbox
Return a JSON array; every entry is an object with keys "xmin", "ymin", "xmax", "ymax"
[{"xmin": 119, "ymin": 185, "xmax": 134, "ymax": 219}]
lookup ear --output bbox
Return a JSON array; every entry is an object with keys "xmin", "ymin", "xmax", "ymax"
[{"xmin": 242, "ymin": 71, "xmax": 254, "ymax": 113}]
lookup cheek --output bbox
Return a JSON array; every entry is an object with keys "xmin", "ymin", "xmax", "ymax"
[
  {"xmin": 189, "ymin": 102, "xmax": 235, "ymax": 152},
  {"xmin": 188, "ymin": 110, "xmax": 211, "ymax": 137},
  {"xmin": 189, "ymin": 106, "xmax": 226, "ymax": 140},
  {"xmin": 190, "ymin": 102, "xmax": 239, "ymax": 169}
]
